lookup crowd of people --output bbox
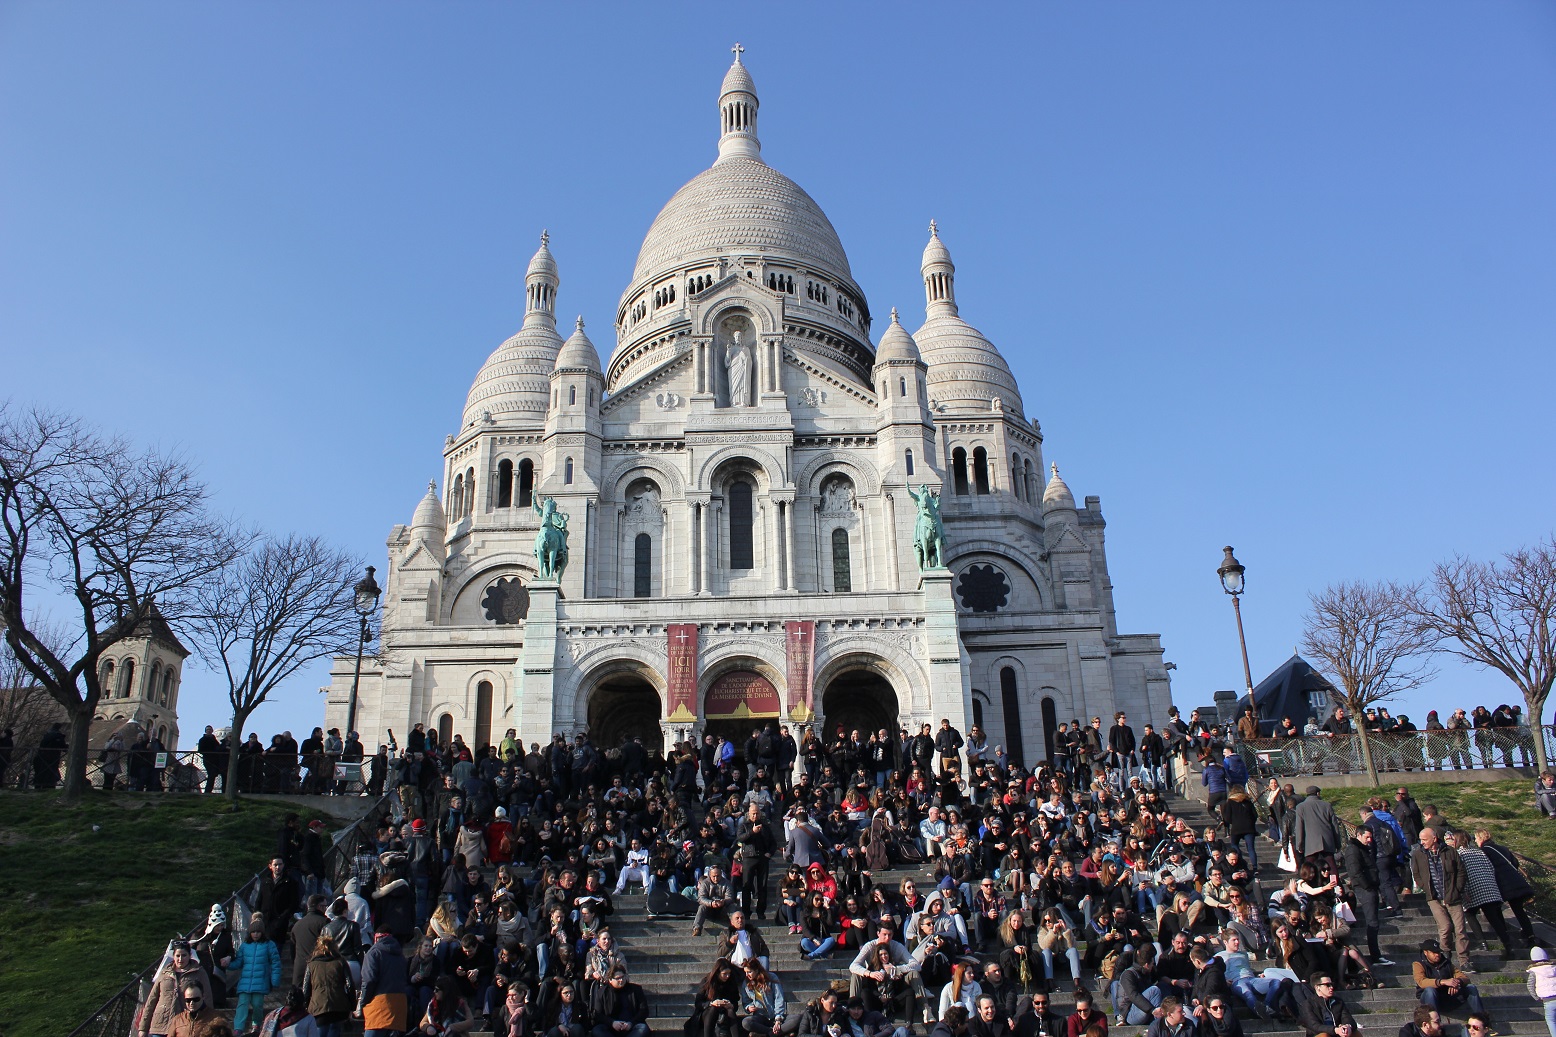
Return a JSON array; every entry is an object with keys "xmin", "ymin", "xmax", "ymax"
[{"xmin": 121, "ymin": 705, "xmax": 1556, "ymax": 1037}]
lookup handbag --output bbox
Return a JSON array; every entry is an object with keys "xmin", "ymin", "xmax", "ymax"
[{"xmin": 1277, "ymin": 844, "xmax": 1296, "ymax": 873}]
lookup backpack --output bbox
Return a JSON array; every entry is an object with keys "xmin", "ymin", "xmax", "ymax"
[{"xmin": 1371, "ymin": 821, "xmax": 1400, "ymax": 862}]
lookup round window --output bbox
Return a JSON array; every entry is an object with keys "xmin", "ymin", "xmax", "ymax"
[
  {"xmin": 956, "ymin": 564, "xmax": 1010, "ymax": 613},
  {"xmin": 481, "ymin": 577, "xmax": 530, "ymax": 625}
]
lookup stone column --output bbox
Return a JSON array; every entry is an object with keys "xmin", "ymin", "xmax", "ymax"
[
  {"xmin": 516, "ymin": 582, "xmax": 561, "ymax": 748},
  {"xmin": 920, "ymin": 569, "xmax": 971, "ymax": 727}
]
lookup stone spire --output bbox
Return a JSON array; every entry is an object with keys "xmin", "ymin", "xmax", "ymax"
[
  {"xmin": 1042, "ymin": 463, "xmax": 1076, "ymax": 515},
  {"xmin": 717, "ymin": 43, "xmax": 761, "ymax": 163},
  {"xmin": 524, "ymin": 230, "xmax": 559, "ymax": 329},
  {"xmin": 921, "ymin": 219, "xmax": 957, "ymax": 318}
]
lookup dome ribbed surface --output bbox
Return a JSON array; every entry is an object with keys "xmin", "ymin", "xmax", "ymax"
[
  {"xmin": 462, "ymin": 324, "xmax": 563, "ymax": 428},
  {"xmin": 555, "ymin": 319, "xmax": 601, "ymax": 372},
  {"xmin": 411, "ymin": 481, "xmax": 446, "ymax": 531},
  {"xmin": 874, "ymin": 310, "xmax": 921, "ymax": 366},
  {"xmin": 1043, "ymin": 465, "xmax": 1075, "ymax": 513},
  {"xmin": 630, "ymin": 159, "xmax": 853, "ymax": 286},
  {"xmin": 721, "ymin": 61, "xmax": 756, "ymax": 98},
  {"xmin": 915, "ymin": 314, "xmax": 1023, "ymax": 415}
]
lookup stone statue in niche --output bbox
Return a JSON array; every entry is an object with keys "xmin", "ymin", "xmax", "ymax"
[
  {"xmin": 819, "ymin": 479, "xmax": 854, "ymax": 515},
  {"xmin": 627, "ymin": 484, "xmax": 662, "ymax": 521},
  {"xmin": 724, "ymin": 331, "xmax": 752, "ymax": 407}
]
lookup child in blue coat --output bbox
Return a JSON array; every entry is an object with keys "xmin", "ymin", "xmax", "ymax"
[{"xmin": 230, "ymin": 919, "xmax": 282, "ymax": 1033}]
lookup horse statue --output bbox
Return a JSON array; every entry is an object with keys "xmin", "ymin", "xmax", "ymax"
[
  {"xmin": 533, "ymin": 495, "xmax": 570, "ymax": 581},
  {"xmin": 908, "ymin": 484, "xmax": 947, "ymax": 570}
]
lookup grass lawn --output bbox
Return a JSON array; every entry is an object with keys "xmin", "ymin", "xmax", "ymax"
[
  {"xmin": 1321, "ymin": 778, "xmax": 1556, "ymax": 916},
  {"xmin": 0, "ymin": 791, "xmax": 328, "ymax": 1037}
]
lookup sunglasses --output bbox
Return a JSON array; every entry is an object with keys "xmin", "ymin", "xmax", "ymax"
[{"xmin": 1208, "ymin": 1005, "xmax": 1225, "ymax": 1012}]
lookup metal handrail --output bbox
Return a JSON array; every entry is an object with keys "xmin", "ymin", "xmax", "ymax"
[{"xmin": 1, "ymin": 743, "xmax": 371, "ymax": 795}]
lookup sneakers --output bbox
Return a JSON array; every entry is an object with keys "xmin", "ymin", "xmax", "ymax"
[{"xmin": 1374, "ymin": 957, "xmax": 1397, "ymax": 967}]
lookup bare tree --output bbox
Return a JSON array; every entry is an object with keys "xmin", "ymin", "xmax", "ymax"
[
  {"xmin": 0, "ymin": 631, "xmax": 67, "ymax": 783},
  {"xmin": 1300, "ymin": 579, "xmax": 1437, "ymax": 786},
  {"xmin": 1417, "ymin": 539, "xmax": 1556, "ymax": 771},
  {"xmin": 0, "ymin": 404, "xmax": 241, "ymax": 800},
  {"xmin": 185, "ymin": 534, "xmax": 364, "ymax": 799}
]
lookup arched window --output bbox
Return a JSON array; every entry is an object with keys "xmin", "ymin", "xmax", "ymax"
[
  {"xmin": 952, "ymin": 448, "xmax": 969, "ymax": 495},
  {"xmin": 899, "ymin": 376, "xmax": 907, "ymax": 398},
  {"xmin": 1024, "ymin": 459, "xmax": 1036, "ymax": 504},
  {"xmin": 569, "ymin": 385, "xmax": 577, "ymax": 406},
  {"xmin": 162, "ymin": 670, "xmax": 175, "ymax": 708},
  {"xmin": 497, "ymin": 459, "xmax": 514, "ymax": 508},
  {"xmin": 475, "ymin": 680, "xmax": 493, "ymax": 750},
  {"xmin": 564, "ymin": 457, "xmax": 574, "ymax": 484},
  {"xmin": 148, "ymin": 662, "xmax": 160, "ymax": 700},
  {"xmin": 634, "ymin": 533, "xmax": 652, "ymax": 597},
  {"xmin": 466, "ymin": 468, "xmax": 476, "ymax": 514},
  {"xmin": 100, "ymin": 659, "xmax": 115, "ymax": 694},
  {"xmin": 1011, "ymin": 453, "xmax": 1024, "ymax": 502},
  {"xmin": 1041, "ymin": 695, "xmax": 1059, "ymax": 764},
  {"xmin": 904, "ymin": 449, "xmax": 915, "ymax": 477},
  {"xmin": 1000, "ymin": 667, "xmax": 1025, "ymax": 768},
  {"xmin": 451, "ymin": 475, "xmax": 464, "ymax": 519},
  {"xmin": 832, "ymin": 528, "xmax": 852, "ymax": 592},
  {"xmin": 971, "ymin": 694, "xmax": 984, "ymax": 731},
  {"xmin": 438, "ymin": 712, "xmax": 454, "ymax": 747},
  {"xmin": 973, "ymin": 447, "xmax": 990, "ymax": 495},
  {"xmin": 120, "ymin": 659, "xmax": 136, "ymax": 699},
  {"xmin": 729, "ymin": 480, "xmax": 754, "ymax": 570},
  {"xmin": 517, "ymin": 459, "xmax": 535, "ymax": 508}
]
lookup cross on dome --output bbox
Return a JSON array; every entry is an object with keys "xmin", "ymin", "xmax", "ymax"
[
  {"xmin": 929, "ymin": 219, "xmax": 939, "ymax": 237},
  {"xmin": 731, "ymin": 42, "xmax": 744, "ymax": 62},
  {"xmin": 540, "ymin": 229, "xmax": 549, "ymax": 247}
]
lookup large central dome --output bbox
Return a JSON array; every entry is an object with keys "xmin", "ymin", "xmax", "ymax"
[{"xmin": 631, "ymin": 157, "xmax": 854, "ymax": 286}]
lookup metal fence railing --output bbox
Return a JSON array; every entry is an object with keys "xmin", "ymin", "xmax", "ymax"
[
  {"xmin": 1232, "ymin": 726, "xmax": 1550, "ymax": 777},
  {"xmin": 65, "ymin": 790, "xmax": 400, "ymax": 1037},
  {"xmin": 1, "ymin": 744, "xmax": 373, "ymax": 796}
]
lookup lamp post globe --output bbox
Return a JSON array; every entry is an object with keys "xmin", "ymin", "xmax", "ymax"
[
  {"xmin": 1218, "ymin": 546, "xmax": 1246, "ymax": 596},
  {"xmin": 346, "ymin": 565, "xmax": 382, "ymax": 741},
  {"xmin": 1216, "ymin": 546, "xmax": 1255, "ymax": 698}
]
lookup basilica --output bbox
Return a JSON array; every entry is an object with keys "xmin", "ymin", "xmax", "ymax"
[{"xmin": 323, "ymin": 49, "xmax": 1173, "ymax": 767}]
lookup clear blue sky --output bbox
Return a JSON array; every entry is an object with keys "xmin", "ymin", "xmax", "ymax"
[{"xmin": 4, "ymin": 4, "xmax": 1554, "ymax": 741}]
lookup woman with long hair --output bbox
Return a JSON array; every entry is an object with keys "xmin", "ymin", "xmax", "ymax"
[
  {"xmin": 302, "ymin": 932, "xmax": 353, "ymax": 1037},
  {"xmin": 996, "ymin": 909, "xmax": 1039, "ymax": 991},
  {"xmin": 1310, "ymin": 904, "xmax": 1378, "ymax": 989},
  {"xmin": 738, "ymin": 959, "xmax": 787, "ymax": 1034},
  {"xmin": 937, "ymin": 961, "xmax": 983, "ymax": 1019},
  {"xmin": 686, "ymin": 959, "xmax": 741, "ymax": 1037},
  {"xmin": 1034, "ymin": 909, "xmax": 1082, "ymax": 986},
  {"xmin": 779, "ymin": 865, "xmax": 808, "ymax": 934},
  {"xmin": 420, "ymin": 974, "xmax": 477, "ymax": 1035},
  {"xmin": 788, "ymin": 889, "xmax": 831, "ymax": 962}
]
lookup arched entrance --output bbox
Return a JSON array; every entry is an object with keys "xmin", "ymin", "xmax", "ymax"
[
  {"xmin": 701, "ymin": 670, "xmax": 782, "ymax": 767},
  {"xmin": 586, "ymin": 675, "xmax": 664, "ymax": 756},
  {"xmin": 820, "ymin": 668, "xmax": 899, "ymax": 743}
]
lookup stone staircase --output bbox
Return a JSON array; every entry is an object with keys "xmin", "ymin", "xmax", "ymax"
[{"xmin": 477, "ymin": 793, "xmax": 1549, "ymax": 1035}]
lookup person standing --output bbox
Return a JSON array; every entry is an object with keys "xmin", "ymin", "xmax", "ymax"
[
  {"xmin": 1411, "ymin": 827, "xmax": 1472, "ymax": 969},
  {"xmin": 736, "ymin": 804, "xmax": 776, "ymax": 919},
  {"xmin": 1290, "ymin": 787, "xmax": 1344, "ymax": 873},
  {"xmin": 935, "ymin": 719, "xmax": 964, "ymax": 777},
  {"xmin": 1475, "ymin": 829, "xmax": 1538, "ymax": 946},
  {"xmin": 101, "ymin": 730, "xmax": 125, "ymax": 792},
  {"xmin": 231, "ymin": 920, "xmax": 282, "ymax": 1034},
  {"xmin": 1341, "ymin": 826, "xmax": 1394, "ymax": 967},
  {"xmin": 357, "ymin": 925, "xmax": 410, "ymax": 1037},
  {"xmin": 1450, "ymin": 830, "xmax": 1516, "ymax": 959},
  {"xmin": 1107, "ymin": 713, "xmax": 1137, "ymax": 791},
  {"xmin": 197, "ymin": 726, "xmax": 224, "ymax": 794}
]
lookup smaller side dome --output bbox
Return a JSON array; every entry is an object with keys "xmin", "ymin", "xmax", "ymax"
[
  {"xmin": 1042, "ymin": 463, "xmax": 1076, "ymax": 514},
  {"xmin": 411, "ymin": 479, "xmax": 447, "ymax": 533},
  {"xmin": 873, "ymin": 308, "xmax": 922, "ymax": 365},
  {"xmin": 721, "ymin": 44, "xmax": 757, "ymax": 99},
  {"xmin": 554, "ymin": 316, "xmax": 601, "ymax": 373}
]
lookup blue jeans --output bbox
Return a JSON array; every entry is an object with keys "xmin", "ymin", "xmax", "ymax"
[
  {"xmin": 801, "ymin": 936, "xmax": 836, "ymax": 958},
  {"xmin": 1421, "ymin": 984, "xmax": 1484, "ymax": 1015},
  {"xmin": 1232, "ymin": 975, "xmax": 1284, "ymax": 1012},
  {"xmin": 1239, "ymin": 832, "xmax": 1259, "ymax": 872},
  {"xmin": 1042, "ymin": 946, "xmax": 1082, "ymax": 980},
  {"xmin": 1543, "ymin": 998, "xmax": 1556, "ymax": 1037},
  {"xmin": 1111, "ymin": 981, "xmax": 1162, "ymax": 1024}
]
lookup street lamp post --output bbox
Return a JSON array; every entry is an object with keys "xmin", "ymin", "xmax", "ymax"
[
  {"xmin": 1217, "ymin": 546, "xmax": 1255, "ymax": 697},
  {"xmin": 345, "ymin": 565, "xmax": 382, "ymax": 740}
]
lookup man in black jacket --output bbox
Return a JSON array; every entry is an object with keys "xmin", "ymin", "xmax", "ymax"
[
  {"xmin": 1292, "ymin": 975, "xmax": 1358, "ymax": 1037},
  {"xmin": 1013, "ymin": 992, "xmax": 1063, "ymax": 1037},
  {"xmin": 589, "ymin": 968, "xmax": 648, "ymax": 1037},
  {"xmin": 935, "ymin": 719, "xmax": 964, "ymax": 776},
  {"xmin": 1139, "ymin": 724, "xmax": 1167, "ymax": 791},
  {"xmin": 735, "ymin": 803, "xmax": 776, "ymax": 917},
  {"xmin": 257, "ymin": 856, "xmax": 301, "ymax": 948},
  {"xmin": 1113, "ymin": 946, "xmax": 1165, "ymax": 1026},
  {"xmin": 1108, "ymin": 712, "xmax": 1138, "ymax": 791},
  {"xmin": 1342, "ymin": 827, "xmax": 1393, "ymax": 965}
]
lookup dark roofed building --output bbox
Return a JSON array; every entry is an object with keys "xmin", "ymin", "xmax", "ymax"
[{"xmin": 1236, "ymin": 654, "xmax": 1337, "ymax": 736}]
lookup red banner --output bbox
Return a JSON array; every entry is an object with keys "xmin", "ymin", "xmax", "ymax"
[
  {"xmin": 667, "ymin": 623, "xmax": 698, "ymax": 723},
  {"xmin": 785, "ymin": 620, "xmax": 815, "ymax": 723},
  {"xmin": 705, "ymin": 671, "xmax": 781, "ymax": 720}
]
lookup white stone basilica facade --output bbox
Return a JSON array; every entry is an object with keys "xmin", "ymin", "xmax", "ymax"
[{"xmin": 324, "ymin": 50, "xmax": 1172, "ymax": 766}]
